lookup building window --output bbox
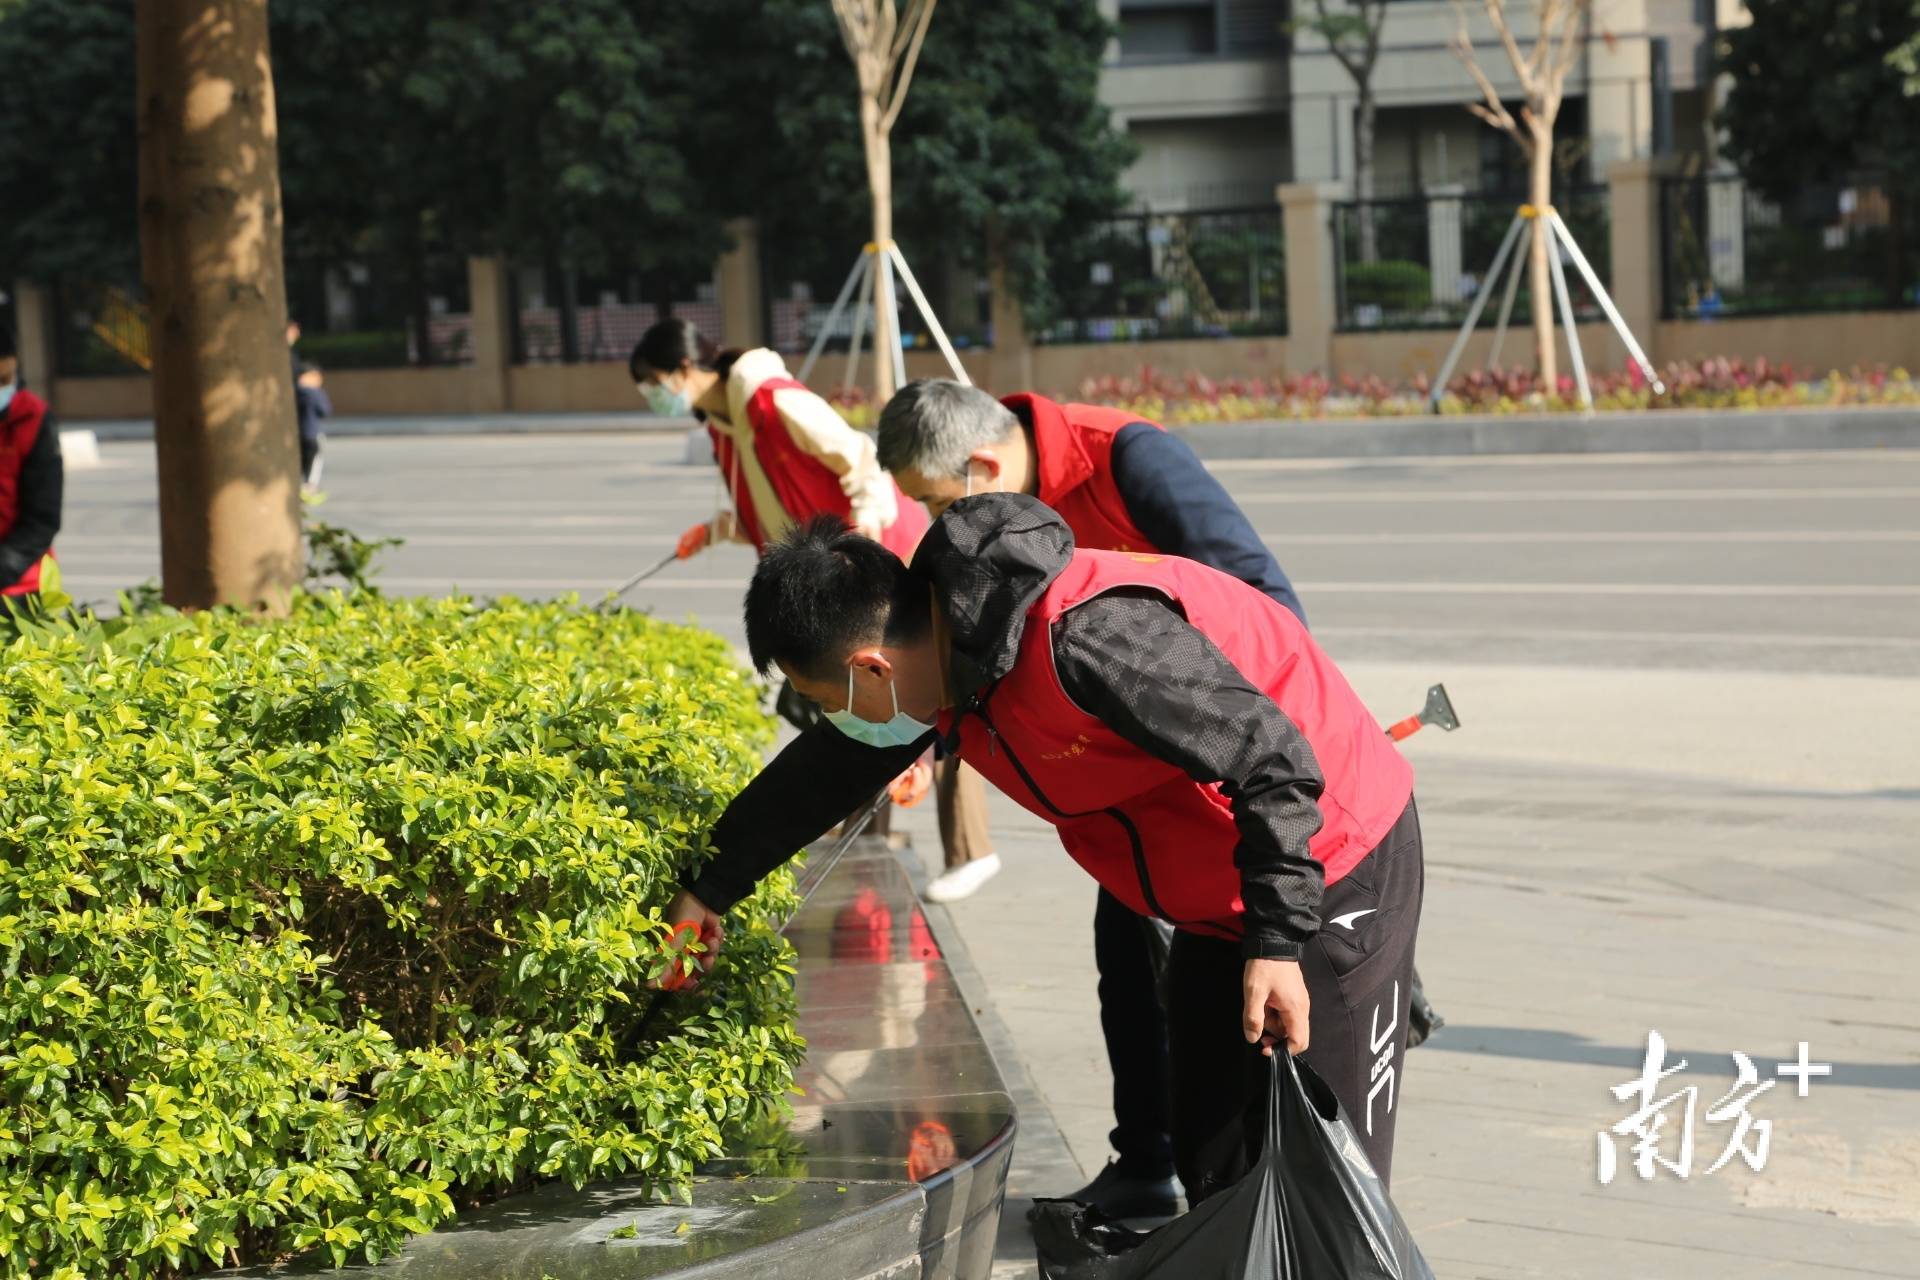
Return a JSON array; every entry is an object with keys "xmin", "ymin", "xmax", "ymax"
[{"xmin": 1119, "ymin": 0, "xmax": 1218, "ymax": 60}]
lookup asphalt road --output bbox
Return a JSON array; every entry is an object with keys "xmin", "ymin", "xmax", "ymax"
[{"xmin": 61, "ymin": 434, "xmax": 1920, "ymax": 680}]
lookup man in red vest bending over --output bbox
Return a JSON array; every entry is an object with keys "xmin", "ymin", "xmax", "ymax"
[
  {"xmin": 879, "ymin": 379, "xmax": 1306, "ymax": 1216},
  {"xmin": 0, "ymin": 327, "xmax": 63, "ymax": 608},
  {"xmin": 665, "ymin": 495, "xmax": 1425, "ymax": 1203}
]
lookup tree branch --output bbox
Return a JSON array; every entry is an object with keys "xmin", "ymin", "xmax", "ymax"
[
  {"xmin": 1550, "ymin": 0, "xmax": 1588, "ymax": 86},
  {"xmin": 880, "ymin": 0, "xmax": 938, "ymax": 133},
  {"xmin": 829, "ymin": 0, "xmax": 869, "ymax": 77},
  {"xmin": 1525, "ymin": 0, "xmax": 1557, "ymax": 83},
  {"xmin": 1480, "ymin": 0, "xmax": 1535, "ymax": 95},
  {"xmin": 1451, "ymin": 18, "xmax": 1522, "ymax": 140}
]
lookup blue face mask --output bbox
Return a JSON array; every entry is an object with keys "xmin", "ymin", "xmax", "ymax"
[
  {"xmin": 826, "ymin": 666, "xmax": 934, "ymax": 749},
  {"xmin": 0, "ymin": 382, "xmax": 15, "ymax": 415},
  {"xmin": 641, "ymin": 379, "xmax": 691, "ymax": 417}
]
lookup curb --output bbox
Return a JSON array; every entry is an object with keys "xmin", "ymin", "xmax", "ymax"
[
  {"xmin": 71, "ymin": 404, "xmax": 1920, "ymax": 458},
  {"xmin": 78, "ymin": 412, "xmax": 697, "ymax": 443},
  {"xmin": 1172, "ymin": 404, "xmax": 1920, "ymax": 460}
]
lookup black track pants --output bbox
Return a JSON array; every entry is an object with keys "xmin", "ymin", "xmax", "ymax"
[
  {"xmin": 1164, "ymin": 796, "xmax": 1425, "ymax": 1204},
  {"xmin": 1095, "ymin": 886, "xmax": 1177, "ymax": 1177}
]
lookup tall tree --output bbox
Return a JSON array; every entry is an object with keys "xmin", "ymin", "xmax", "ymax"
[
  {"xmin": 1720, "ymin": 0, "xmax": 1920, "ymax": 198},
  {"xmin": 137, "ymin": 0, "xmax": 304, "ymax": 610},
  {"xmin": 0, "ymin": 1, "xmax": 139, "ymax": 284},
  {"xmin": 1720, "ymin": 0, "xmax": 1920, "ymax": 310},
  {"xmin": 1299, "ymin": 1, "xmax": 1388, "ymax": 260},
  {"xmin": 1451, "ymin": 0, "xmax": 1592, "ymax": 389},
  {"xmin": 826, "ymin": 0, "xmax": 938, "ymax": 403},
  {"xmin": 698, "ymin": 0, "xmax": 1133, "ymax": 345},
  {"xmin": 2, "ymin": 2, "xmax": 717, "ymax": 299}
]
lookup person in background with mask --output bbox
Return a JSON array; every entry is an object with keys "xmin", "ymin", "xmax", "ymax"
[
  {"xmin": 627, "ymin": 318, "xmax": 926, "ymax": 562},
  {"xmin": 0, "ymin": 326, "xmax": 63, "ymax": 609},
  {"xmin": 627, "ymin": 319, "xmax": 939, "ymax": 827}
]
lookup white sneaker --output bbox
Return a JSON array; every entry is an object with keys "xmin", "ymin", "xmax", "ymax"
[{"xmin": 924, "ymin": 853, "xmax": 1002, "ymax": 903}]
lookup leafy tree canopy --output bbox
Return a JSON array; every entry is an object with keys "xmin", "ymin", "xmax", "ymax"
[
  {"xmin": 1719, "ymin": 0, "xmax": 1920, "ymax": 200},
  {"xmin": 0, "ymin": 0, "xmax": 1130, "ymax": 323},
  {"xmin": 696, "ymin": 0, "xmax": 1135, "ymax": 326}
]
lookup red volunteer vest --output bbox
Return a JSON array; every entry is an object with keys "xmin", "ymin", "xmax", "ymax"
[
  {"xmin": 1003, "ymin": 393, "xmax": 1159, "ymax": 553},
  {"xmin": 711, "ymin": 378, "xmax": 928, "ymax": 559},
  {"xmin": 0, "ymin": 387, "xmax": 55, "ymax": 595},
  {"xmin": 939, "ymin": 549, "xmax": 1414, "ymax": 940}
]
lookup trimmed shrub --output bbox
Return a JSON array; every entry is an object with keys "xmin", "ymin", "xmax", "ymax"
[
  {"xmin": 0, "ymin": 593, "xmax": 801, "ymax": 1278},
  {"xmin": 1342, "ymin": 259, "xmax": 1433, "ymax": 315}
]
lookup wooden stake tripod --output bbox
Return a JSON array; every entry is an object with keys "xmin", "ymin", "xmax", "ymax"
[
  {"xmin": 1429, "ymin": 204, "xmax": 1664, "ymax": 414},
  {"xmin": 796, "ymin": 240, "xmax": 970, "ymax": 393}
]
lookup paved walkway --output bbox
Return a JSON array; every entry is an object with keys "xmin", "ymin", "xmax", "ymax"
[{"xmin": 892, "ymin": 722, "xmax": 1920, "ymax": 1278}]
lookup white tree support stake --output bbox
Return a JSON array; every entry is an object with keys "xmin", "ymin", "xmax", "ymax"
[
  {"xmin": 795, "ymin": 240, "xmax": 969, "ymax": 397},
  {"xmin": 1429, "ymin": 205, "xmax": 1664, "ymax": 414}
]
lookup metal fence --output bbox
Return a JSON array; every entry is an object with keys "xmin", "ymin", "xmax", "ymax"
[
  {"xmin": 763, "ymin": 243, "xmax": 991, "ymax": 358},
  {"xmin": 52, "ymin": 279, "xmax": 151, "ymax": 377},
  {"xmin": 284, "ymin": 252, "xmax": 473, "ymax": 368},
  {"xmin": 1333, "ymin": 187, "xmax": 1611, "ymax": 332},
  {"xmin": 510, "ymin": 260, "xmax": 725, "ymax": 366},
  {"xmin": 1039, "ymin": 207, "xmax": 1286, "ymax": 344},
  {"xmin": 1661, "ymin": 174, "xmax": 1920, "ymax": 319}
]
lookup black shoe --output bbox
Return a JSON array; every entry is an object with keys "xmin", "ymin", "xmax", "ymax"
[
  {"xmin": 1055, "ymin": 1161, "xmax": 1182, "ymax": 1220},
  {"xmin": 1408, "ymin": 970, "xmax": 1445, "ymax": 1048}
]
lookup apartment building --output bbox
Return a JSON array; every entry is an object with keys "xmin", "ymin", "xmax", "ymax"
[{"xmin": 1098, "ymin": 0, "xmax": 1748, "ymax": 208}]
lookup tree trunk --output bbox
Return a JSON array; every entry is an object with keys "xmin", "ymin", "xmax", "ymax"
[
  {"xmin": 1528, "ymin": 122, "xmax": 1558, "ymax": 392},
  {"xmin": 138, "ymin": 0, "xmax": 304, "ymax": 612},
  {"xmin": 1356, "ymin": 89, "xmax": 1379, "ymax": 263},
  {"xmin": 860, "ymin": 90, "xmax": 898, "ymax": 404}
]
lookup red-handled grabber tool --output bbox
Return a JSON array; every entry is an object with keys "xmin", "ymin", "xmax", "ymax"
[
  {"xmin": 624, "ymin": 786, "xmax": 891, "ymax": 1052},
  {"xmin": 597, "ymin": 523, "xmax": 717, "ymax": 613},
  {"xmin": 1386, "ymin": 683, "xmax": 1460, "ymax": 743}
]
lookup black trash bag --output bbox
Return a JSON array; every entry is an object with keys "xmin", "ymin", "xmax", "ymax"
[{"xmin": 1033, "ymin": 1053, "xmax": 1433, "ymax": 1280}]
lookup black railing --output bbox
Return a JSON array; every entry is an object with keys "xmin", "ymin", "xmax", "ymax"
[
  {"xmin": 284, "ymin": 252, "xmax": 473, "ymax": 368},
  {"xmin": 1332, "ymin": 186, "xmax": 1611, "ymax": 333},
  {"xmin": 1040, "ymin": 206, "xmax": 1286, "ymax": 344},
  {"xmin": 1661, "ymin": 173, "xmax": 1919, "ymax": 319},
  {"xmin": 509, "ymin": 260, "xmax": 727, "ymax": 366}
]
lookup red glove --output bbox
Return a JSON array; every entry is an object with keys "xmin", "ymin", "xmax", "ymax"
[
  {"xmin": 676, "ymin": 522, "xmax": 712, "ymax": 560},
  {"xmin": 659, "ymin": 918, "xmax": 723, "ymax": 991},
  {"xmin": 888, "ymin": 757, "xmax": 933, "ymax": 809}
]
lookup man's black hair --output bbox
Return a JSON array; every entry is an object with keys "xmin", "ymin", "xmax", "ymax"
[
  {"xmin": 0, "ymin": 327, "xmax": 16, "ymax": 361},
  {"xmin": 745, "ymin": 516, "xmax": 929, "ymax": 679}
]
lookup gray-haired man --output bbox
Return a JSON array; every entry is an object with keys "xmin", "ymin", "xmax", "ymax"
[{"xmin": 878, "ymin": 379, "xmax": 1306, "ymax": 1219}]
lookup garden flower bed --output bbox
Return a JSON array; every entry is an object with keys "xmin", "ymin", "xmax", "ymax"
[{"xmin": 824, "ymin": 359, "xmax": 1916, "ymax": 427}]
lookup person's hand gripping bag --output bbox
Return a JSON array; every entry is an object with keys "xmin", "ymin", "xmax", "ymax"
[{"xmin": 1032, "ymin": 1051, "xmax": 1433, "ymax": 1280}]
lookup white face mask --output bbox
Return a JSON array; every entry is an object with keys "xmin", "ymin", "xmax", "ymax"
[
  {"xmin": 0, "ymin": 381, "xmax": 16, "ymax": 415},
  {"xmin": 824, "ymin": 665, "xmax": 934, "ymax": 749},
  {"xmin": 641, "ymin": 377, "xmax": 691, "ymax": 417}
]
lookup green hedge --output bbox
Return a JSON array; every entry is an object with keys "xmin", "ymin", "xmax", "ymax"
[
  {"xmin": 1343, "ymin": 259, "xmax": 1433, "ymax": 315},
  {"xmin": 0, "ymin": 593, "xmax": 801, "ymax": 1278}
]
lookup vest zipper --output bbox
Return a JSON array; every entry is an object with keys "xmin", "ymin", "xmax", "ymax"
[{"xmin": 976, "ymin": 697, "xmax": 1185, "ymax": 926}]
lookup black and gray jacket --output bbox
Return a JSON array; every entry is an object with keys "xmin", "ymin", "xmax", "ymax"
[{"xmin": 687, "ymin": 494, "xmax": 1329, "ymax": 959}]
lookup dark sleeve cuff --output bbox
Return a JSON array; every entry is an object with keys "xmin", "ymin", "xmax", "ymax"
[
  {"xmin": 682, "ymin": 867, "xmax": 756, "ymax": 915},
  {"xmin": 1241, "ymin": 932, "xmax": 1307, "ymax": 961}
]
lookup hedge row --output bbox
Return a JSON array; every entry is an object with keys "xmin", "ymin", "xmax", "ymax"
[{"xmin": 0, "ymin": 592, "xmax": 802, "ymax": 1278}]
